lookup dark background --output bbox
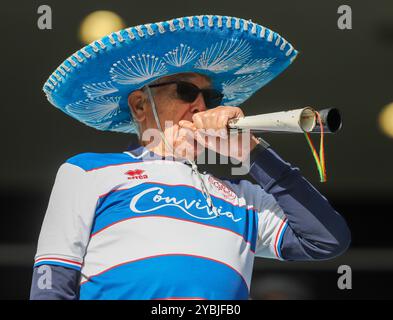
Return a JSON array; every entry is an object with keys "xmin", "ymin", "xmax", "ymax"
[{"xmin": 1, "ymin": 0, "xmax": 392, "ymax": 299}]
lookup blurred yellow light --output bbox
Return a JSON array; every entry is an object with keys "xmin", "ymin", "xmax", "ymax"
[
  {"xmin": 379, "ymin": 102, "xmax": 393, "ymax": 138},
  {"xmin": 79, "ymin": 10, "xmax": 126, "ymax": 44}
]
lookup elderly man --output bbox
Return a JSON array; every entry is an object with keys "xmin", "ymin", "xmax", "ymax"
[
  {"xmin": 128, "ymin": 72, "xmax": 255, "ymax": 162},
  {"xmin": 30, "ymin": 15, "xmax": 350, "ymax": 300}
]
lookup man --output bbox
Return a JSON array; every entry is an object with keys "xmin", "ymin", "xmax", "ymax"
[{"xmin": 30, "ymin": 15, "xmax": 350, "ymax": 300}]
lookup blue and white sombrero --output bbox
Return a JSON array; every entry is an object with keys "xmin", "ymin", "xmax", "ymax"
[{"xmin": 43, "ymin": 14, "xmax": 298, "ymax": 134}]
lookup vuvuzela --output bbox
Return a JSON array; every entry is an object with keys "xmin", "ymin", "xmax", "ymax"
[
  {"xmin": 228, "ymin": 107, "xmax": 317, "ymax": 133},
  {"xmin": 227, "ymin": 107, "xmax": 342, "ymax": 133}
]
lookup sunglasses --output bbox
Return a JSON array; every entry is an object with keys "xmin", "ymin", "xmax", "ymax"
[{"xmin": 147, "ymin": 80, "xmax": 224, "ymax": 109}]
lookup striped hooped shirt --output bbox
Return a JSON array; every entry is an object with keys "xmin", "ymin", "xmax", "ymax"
[
  {"xmin": 33, "ymin": 144, "xmax": 350, "ymax": 300},
  {"xmin": 34, "ymin": 146, "xmax": 288, "ymax": 300}
]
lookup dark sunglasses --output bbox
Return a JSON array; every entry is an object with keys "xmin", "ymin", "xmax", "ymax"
[{"xmin": 147, "ymin": 80, "xmax": 224, "ymax": 109}]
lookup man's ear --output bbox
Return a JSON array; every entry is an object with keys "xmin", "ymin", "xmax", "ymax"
[{"xmin": 128, "ymin": 90, "xmax": 147, "ymax": 123}]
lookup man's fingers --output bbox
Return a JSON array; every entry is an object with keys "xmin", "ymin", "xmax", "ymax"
[
  {"xmin": 178, "ymin": 120, "xmax": 197, "ymax": 131},
  {"xmin": 192, "ymin": 112, "xmax": 209, "ymax": 130}
]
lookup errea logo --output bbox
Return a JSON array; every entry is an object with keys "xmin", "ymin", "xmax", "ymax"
[{"xmin": 125, "ymin": 169, "xmax": 148, "ymax": 180}]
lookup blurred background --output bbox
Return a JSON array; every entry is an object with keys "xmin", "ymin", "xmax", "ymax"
[{"xmin": 1, "ymin": 0, "xmax": 392, "ymax": 299}]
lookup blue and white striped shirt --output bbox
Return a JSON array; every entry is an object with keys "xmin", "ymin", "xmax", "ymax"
[{"xmin": 31, "ymin": 145, "xmax": 350, "ymax": 300}]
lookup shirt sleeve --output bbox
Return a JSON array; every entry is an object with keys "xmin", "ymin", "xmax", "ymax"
[
  {"xmin": 33, "ymin": 162, "xmax": 99, "ymax": 271},
  {"xmin": 225, "ymin": 143, "xmax": 351, "ymax": 261},
  {"xmin": 30, "ymin": 265, "xmax": 80, "ymax": 300},
  {"xmin": 225, "ymin": 178, "xmax": 288, "ymax": 260}
]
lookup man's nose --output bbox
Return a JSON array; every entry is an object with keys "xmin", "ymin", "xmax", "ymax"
[{"xmin": 189, "ymin": 93, "xmax": 207, "ymax": 114}]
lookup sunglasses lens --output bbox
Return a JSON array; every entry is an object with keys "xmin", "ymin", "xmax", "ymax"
[
  {"xmin": 175, "ymin": 81, "xmax": 223, "ymax": 108},
  {"xmin": 176, "ymin": 82, "xmax": 200, "ymax": 103},
  {"xmin": 203, "ymin": 90, "xmax": 224, "ymax": 109}
]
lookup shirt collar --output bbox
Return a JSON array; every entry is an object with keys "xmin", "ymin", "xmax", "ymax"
[{"xmin": 125, "ymin": 144, "xmax": 191, "ymax": 164}]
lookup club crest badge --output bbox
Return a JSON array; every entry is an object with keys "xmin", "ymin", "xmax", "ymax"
[{"xmin": 208, "ymin": 176, "xmax": 236, "ymax": 201}]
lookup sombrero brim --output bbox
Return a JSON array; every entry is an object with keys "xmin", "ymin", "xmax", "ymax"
[{"xmin": 43, "ymin": 15, "xmax": 298, "ymax": 134}]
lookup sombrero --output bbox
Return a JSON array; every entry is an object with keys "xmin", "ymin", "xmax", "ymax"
[{"xmin": 43, "ymin": 14, "xmax": 298, "ymax": 134}]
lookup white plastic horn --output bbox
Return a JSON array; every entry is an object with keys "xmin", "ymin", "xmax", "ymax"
[{"xmin": 228, "ymin": 107, "xmax": 317, "ymax": 133}]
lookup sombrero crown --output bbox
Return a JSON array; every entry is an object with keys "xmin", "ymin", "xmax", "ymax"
[{"xmin": 43, "ymin": 14, "xmax": 298, "ymax": 133}]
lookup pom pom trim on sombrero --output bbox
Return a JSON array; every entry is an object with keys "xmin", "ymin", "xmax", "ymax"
[{"xmin": 43, "ymin": 15, "xmax": 298, "ymax": 134}]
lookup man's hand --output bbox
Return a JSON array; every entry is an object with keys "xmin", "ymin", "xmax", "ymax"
[{"xmin": 179, "ymin": 106, "xmax": 259, "ymax": 162}]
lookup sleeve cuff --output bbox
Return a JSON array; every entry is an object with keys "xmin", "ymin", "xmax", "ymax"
[{"xmin": 34, "ymin": 256, "xmax": 82, "ymax": 271}]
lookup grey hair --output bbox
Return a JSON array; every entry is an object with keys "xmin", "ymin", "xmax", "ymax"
[{"xmin": 128, "ymin": 107, "xmax": 141, "ymax": 138}]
